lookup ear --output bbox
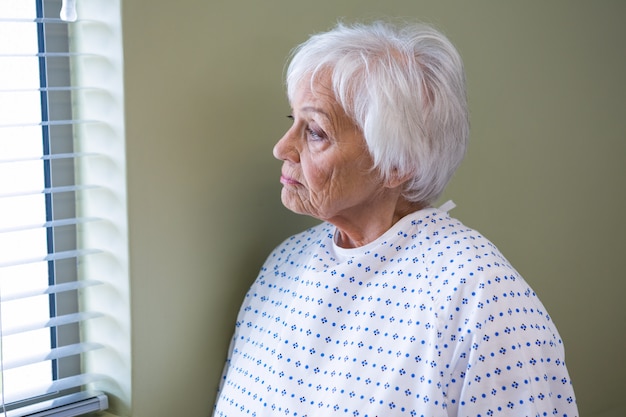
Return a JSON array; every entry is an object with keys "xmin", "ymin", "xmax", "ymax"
[{"xmin": 384, "ymin": 167, "xmax": 413, "ymax": 189}]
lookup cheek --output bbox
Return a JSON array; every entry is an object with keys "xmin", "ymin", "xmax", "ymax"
[{"xmin": 302, "ymin": 159, "xmax": 334, "ymax": 192}]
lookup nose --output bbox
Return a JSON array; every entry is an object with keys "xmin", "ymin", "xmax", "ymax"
[{"xmin": 273, "ymin": 128, "xmax": 299, "ymax": 163}]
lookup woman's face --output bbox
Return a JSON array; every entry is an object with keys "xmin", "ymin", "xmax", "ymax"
[{"xmin": 273, "ymin": 74, "xmax": 386, "ymax": 224}]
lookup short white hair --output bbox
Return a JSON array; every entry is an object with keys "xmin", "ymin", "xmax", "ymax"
[{"xmin": 286, "ymin": 20, "xmax": 469, "ymax": 205}]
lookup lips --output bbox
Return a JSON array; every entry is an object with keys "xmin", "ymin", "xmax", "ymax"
[{"xmin": 280, "ymin": 173, "xmax": 301, "ymax": 186}]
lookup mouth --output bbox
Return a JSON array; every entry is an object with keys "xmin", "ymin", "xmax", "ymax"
[{"xmin": 280, "ymin": 174, "xmax": 301, "ymax": 186}]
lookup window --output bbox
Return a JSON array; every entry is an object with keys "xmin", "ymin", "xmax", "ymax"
[{"xmin": 0, "ymin": 0, "xmax": 129, "ymax": 415}]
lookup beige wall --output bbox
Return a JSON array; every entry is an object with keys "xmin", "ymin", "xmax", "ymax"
[{"xmin": 120, "ymin": 1, "xmax": 625, "ymax": 416}]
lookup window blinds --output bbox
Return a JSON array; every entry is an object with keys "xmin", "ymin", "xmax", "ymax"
[{"xmin": 0, "ymin": 0, "xmax": 126, "ymax": 415}]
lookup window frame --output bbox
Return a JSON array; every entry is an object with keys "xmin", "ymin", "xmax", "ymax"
[{"xmin": 0, "ymin": 0, "xmax": 130, "ymax": 415}]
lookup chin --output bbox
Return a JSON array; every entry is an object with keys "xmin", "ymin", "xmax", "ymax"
[
  {"xmin": 281, "ymin": 195, "xmax": 303, "ymax": 215},
  {"xmin": 281, "ymin": 199, "xmax": 312, "ymax": 219}
]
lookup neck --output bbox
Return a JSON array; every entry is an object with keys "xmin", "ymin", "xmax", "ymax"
[{"xmin": 333, "ymin": 197, "xmax": 425, "ymax": 249}]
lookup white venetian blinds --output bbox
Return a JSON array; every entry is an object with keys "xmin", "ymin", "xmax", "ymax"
[{"xmin": 0, "ymin": 0, "xmax": 128, "ymax": 415}]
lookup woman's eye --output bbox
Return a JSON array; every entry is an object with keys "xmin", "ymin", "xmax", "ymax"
[{"xmin": 306, "ymin": 127, "xmax": 326, "ymax": 141}]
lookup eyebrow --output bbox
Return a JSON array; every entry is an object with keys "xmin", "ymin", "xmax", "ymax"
[{"xmin": 300, "ymin": 106, "xmax": 332, "ymax": 122}]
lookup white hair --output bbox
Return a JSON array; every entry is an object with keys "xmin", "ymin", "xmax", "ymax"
[{"xmin": 286, "ymin": 20, "xmax": 469, "ymax": 205}]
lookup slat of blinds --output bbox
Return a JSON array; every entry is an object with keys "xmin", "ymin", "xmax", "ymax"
[
  {"xmin": 3, "ymin": 342, "xmax": 103, "ymax": 370},
  {"xmin": 0, "ymin": 17, "xmax": 69, "ymax": 24},
  {"xmin": 0, "ymin": 86, "xmax": 100, "ymax": 94},
  {"xmin": 0, "ymin": 279, "xmax": 103, "ymax": 302},
  {"xmin": 0, "ymin": 152, "xmax": 99, "ymax": 164},
  {"xmin": 0, "ymin": 119, "xmax": 100, "ymax": 129},
  {"xmin": 0, "ymin": 248, "xmax": 102, "ymax": 268},
  {"xmin": 0, "ymin": 216, "xmax": 101, "ymax": 234},
  {"xmin": 0, "ymin": 184, "xmax": 99, "ymax": 199},
  {"xmin": 0, "ymin": 52, "xmax": 86, "ymax": 58},
  {"xmin": 0, "ymin": 86, "xmax": 84, "ymax": 93},
  {"xmin": 1, "ymin": 311, "xmax": 103, "ymax": 337},
  {"xmin": 3, "ymin": 373, "xmax": 108, "ymax": 405}
]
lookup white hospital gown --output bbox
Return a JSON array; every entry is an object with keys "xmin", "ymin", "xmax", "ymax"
[{"xmin": 214, "ymin": 208, "xmax": 578, "ymax": 416}]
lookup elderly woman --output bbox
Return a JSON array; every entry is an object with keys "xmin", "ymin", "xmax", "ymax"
[{"xmin": 214, "ymin": 21, "xmax": 578, "ymax": 417}]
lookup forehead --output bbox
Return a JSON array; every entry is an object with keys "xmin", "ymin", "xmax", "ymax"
[
  {"xmin": 291, "ymin": 73, "xmax": 352, "ymax": 126},
  {"xmin": 291, "ymin": 72, "xmax": 334, "ymax": 105}
]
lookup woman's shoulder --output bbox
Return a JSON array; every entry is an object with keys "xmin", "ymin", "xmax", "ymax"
[
  {"xmin": 402, "ymin": 208, "xmax": 495, "ymax": 257},
  {"xmin": 417, "ymin": 211, "xmax": 553, "ymax": 327},
  {"xmin": 261, "ymin": 222, "xmax": 333, "ymax": 267},
  {"xmin": 408, "ymin": 209, "xmax": 532, "ymax": 300},
  {"xmin": 275, "ymin": 221, "xmax": 332, "ymax": 250}
]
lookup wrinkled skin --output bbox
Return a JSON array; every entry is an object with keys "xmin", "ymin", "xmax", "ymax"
[{"xmin": 273, "ymin": 74, "xmax": 420, "ymax": 248}]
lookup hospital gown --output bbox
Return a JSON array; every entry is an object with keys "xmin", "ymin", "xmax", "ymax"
[{"xmin": 214, "ymin": 208, "xmax": 578, "ymax": 417}]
